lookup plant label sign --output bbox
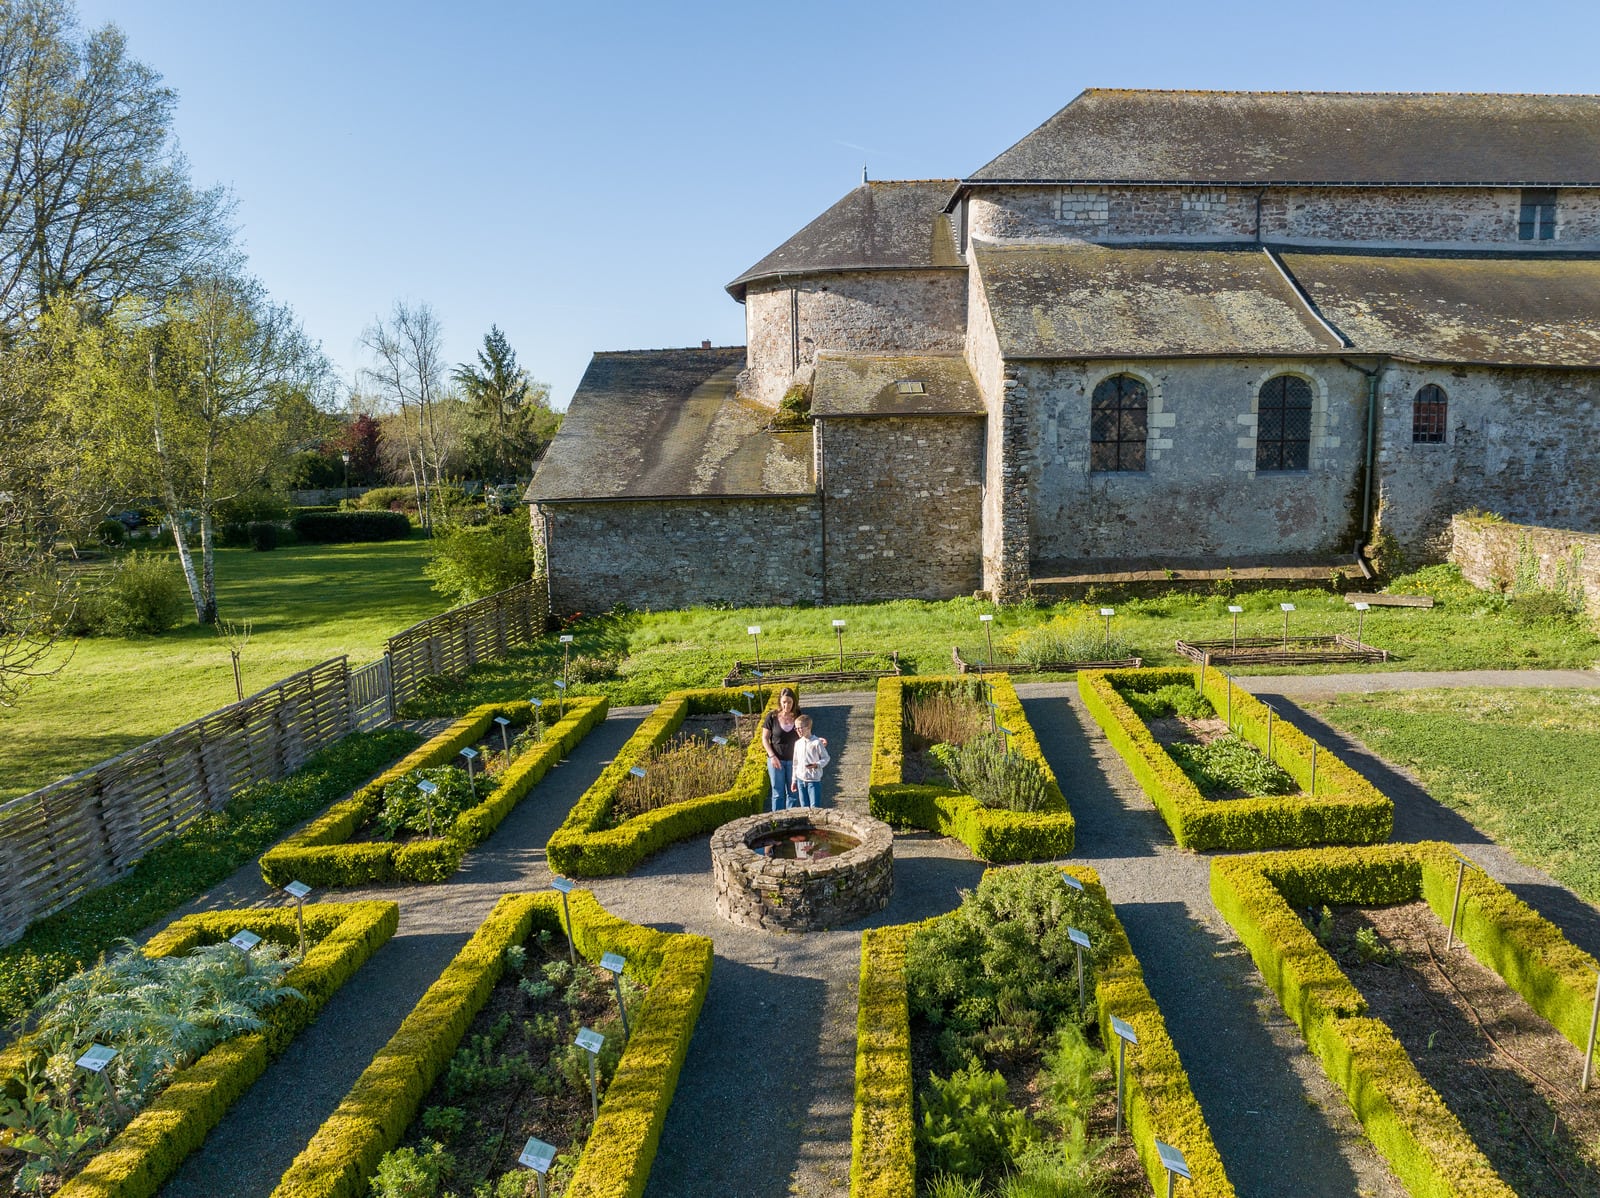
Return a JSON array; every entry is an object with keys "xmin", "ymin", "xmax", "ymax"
[
  {"xmin": 229, "ymin": 930, "xmax": 262, "ymax": 952},
  {"xmin": 600, "ymin": 951, "xmax": 626, "ymax": 976},
  {"xmin": 460, "ymin": 747, "xmax": 480, "ymax": 760},
  {"xmin": 629, "ymin": 766, "xmax": 646, "ymax": 779},
  {"xmin": 559, "ymin": 635, "xmax": 574, "ymax": 644},
  {"xmin": 417, "ymin": 780, "xmax": 439, "ymax": 796},
  {"xmin": 575, "ymin": 1027, "xmax": 605, "ymax": 1055},
  {"xmin": 284, "ymin": 881, "xmax": 312, "ymax": 900},
  {"xmin": 1068, "ymin": 927, "xmax": 1091, "ymax": 950},
  {"xmin": 712, "ymin": 736, "xmax": 728, "ymax": 746},
  {"xmin": 553, "ymin": 680, "xmax": 567, "ymax": 690},
  {"xmin": 77, "ymin": 1045, "xmax": 117, "ymax": 1072},
  {"xmin": 1110, "ymin": 1015, "xmax": 1139, "ymax": 1045},
  {"xmin": 529, "ymin": 697, "xmax": 543, "ymax": 708},
  {"xmin": 519, "ymin": 1137, "xmax": 557, "ymax": 1173},
  {"xmin": 1060, "ymin": 872, "xmax": 1085, "ymax": 892},
  {"xmin": 494, "ymin": 716, "xmax": 512, "ymax": 727},
  {"xmin": 1156, "ymin": 1140, "xmax": 1192, "ymax": 1179},
  {"xmin": 551, "ymin": 876, "xmax": 575, "ymax": 895}
]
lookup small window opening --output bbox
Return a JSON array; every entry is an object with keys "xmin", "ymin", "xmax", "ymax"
[
  {"xmin": 1519, "ymin": 188, "xmax": 1556, "ymax": 241},
  {"xmin": 1412, "ymin": 384, "xmax": 1448, "ymax": 443},
  {"xmin": 896, "ymin": 380, "xmax": 926, "ymax": 395}
]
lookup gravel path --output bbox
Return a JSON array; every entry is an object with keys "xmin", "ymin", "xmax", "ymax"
[{"xmin": 141, "ymin": 670, "xmax": 1600, "ymax": 1198}]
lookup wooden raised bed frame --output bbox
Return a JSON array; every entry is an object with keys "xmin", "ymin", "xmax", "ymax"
[
  {"xmin": 951, "ymin": 645, "xmax": 1143, "ymax": 674},
  {"xmin": 1172, "ymin": 633, "xmax": 1388, "ymax": 666}
]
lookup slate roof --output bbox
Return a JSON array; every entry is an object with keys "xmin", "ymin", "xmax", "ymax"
[
  {"xmin": 524, "ymin": 347, "xmax": 812, "ymax": 502},
  {"xmin": 960, "ymin": 90, "xmax": 1600, "ymax": 189},
  {"xmin": 810, "ymin": 354, "xmax": 985, "ymax": 417},
  {"xmin": 727, "ymin": 180, "xmax": 963, "ymax": 300},
  {"xmin": 973, "ymin": 242, "xmax": 1342, "ymax": 359},
  {"xmin": 1281, "ymin": 251, "xmax": 1600, "ymax": 366}
]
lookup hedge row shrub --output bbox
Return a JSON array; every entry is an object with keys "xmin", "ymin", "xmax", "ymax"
[
  {"xmin": 867, "ymin": 675, "xmax": 1075, "ymax": 861},
  {"xmin": 270, "ymin": 890, "xmax": 712, "ymax": 1198},
  {"xmin": 850, "ymin": 867, "xmax": 1233, "ymax": 1197},
  {"xmin": 1078, "ymin": 668, "xmax": 1392, "ymax": 851},
  {"xmin": 261, "ymin": 697, "xmax": 608, "ymax": 887},
  {"xmin": 0, "ymin": 728, "xmax": 418, "ymax": 1025},
  {"xmin": 1210, "ymin": 842, "xmax": 1600, "ymax": 1197},
  {"xmin": 0, "ymin": 902, "xmax": 397, "ymax": 1198},
  {"xmin": 288, "ymin": 510, "xmax": 412, "ymax": 543},
  {"xmin": 546, "ymin": 687, "xmax": 780, "ymax": 877}
]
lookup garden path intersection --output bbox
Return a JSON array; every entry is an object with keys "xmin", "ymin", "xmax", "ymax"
[{"xmin": 133, "ymin": 670, "xmax": 1600, "ymax": 1198}]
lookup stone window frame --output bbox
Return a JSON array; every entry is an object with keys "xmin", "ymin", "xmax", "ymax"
[
  {"xmin": 1519, "ymin": 188, "xmax": 1557, "ymax": 241},
  {"xmin": 1088, "ymin": 373, "xmax": 1149, "ymax": 472},
  {"xmin": 1082, "ymin": 366, "xmax": 1171, "ymax": 472},
  {"xmin": 1239, "ymin": 368, "xmax": 1329, "ymax": 475},
  {"xmin": 1412, "ymin": 383, "xmax": 1448, "ymax": 444}
]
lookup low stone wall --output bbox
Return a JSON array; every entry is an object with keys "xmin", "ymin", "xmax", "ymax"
[
  {"xmin": 1450, "ymin": 516, "xmax": 1600, "ymax": 616},
  {"xmin": 711, "ymin": 809, "xmax": 893, "ymax": 933}
]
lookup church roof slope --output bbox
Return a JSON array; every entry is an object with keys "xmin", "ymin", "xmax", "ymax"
[
  {"xmin": 524, "ymin": 347, "xmax": 812, "ymax": 502},
  {"xmin": 811, "ymin": 353, "xmax": 985, "ymax": 417},
  {"xmin": 974, "ymin": 242, "xmax": 1342, "ymax": 359},
  {"xmin": 963, "ymin": 90, "xmax": 1600, "ymax": 187},
  {"xmin": 1280, "ymin": 251, "xmax": 1600, "ymax": 366},
  {"xmin": 727, "ymin": 180, "xmax": 963, "ymax": 300}
]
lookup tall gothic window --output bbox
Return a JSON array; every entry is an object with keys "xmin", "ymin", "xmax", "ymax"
[
  {"xmin": 1413, "ymin": 384, "xmax": 1448, "ymax": 443},
  {"xmin": 1256, "ymin": 375, "xmax": 1312, "ymax": 471},
  {"xmin": 1090, "ymin": 374, "xmax": 1148, "ymax": 471}
]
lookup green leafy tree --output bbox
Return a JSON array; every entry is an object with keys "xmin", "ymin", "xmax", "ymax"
[{"xmin": 423, "ymin": 514, "xmax": 536, "ymax": 603}]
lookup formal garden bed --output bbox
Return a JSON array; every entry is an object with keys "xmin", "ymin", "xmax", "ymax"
[
  {"xmin": 1079, "ymin": 667, "xmax": 1392, "ymax": 850},
  {"xmin": 852, "ymin": 866, "xmax": 1233, "ymax": 1198},
  {"xmin": 868, "ymin": 676, "xmax": 1075, "ymax": 861},
  {"xmin": 270, "ymin": 890, "xmax": 711, "ymax": 1198},
  {"xmin": 0, "ymin": 901, "xmax": 396, "ymax": 1198},
  {"xmin": 260, "ymin": 698, "xmax": 608, "ymax": 887},
  {"xmin": 545, "ymin": 687, "xmax": 779, "ymax": 878},
  {"xmin": 1211, "ymin": 842, "xmax": 1600, "ymax": 1198}
]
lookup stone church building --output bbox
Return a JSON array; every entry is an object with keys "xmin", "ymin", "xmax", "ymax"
[{"xmin": 527, "ymin": 90, "xmax": 1600, "ymax": 609}]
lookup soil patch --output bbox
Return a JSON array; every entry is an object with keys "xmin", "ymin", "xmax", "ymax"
[
  {"xmin": 1145, "ymin": 714, "xmax": 1230, "ymax": 747},
  {"xmin": 1326, "ymin": 900, "xmax": 1600, "ymax": 1197}
]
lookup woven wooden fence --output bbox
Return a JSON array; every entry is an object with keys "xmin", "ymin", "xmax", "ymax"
[
  {"xmin": 0, "ymin": 658, "xmax": 352, "ymax": 945},
  {"xmin": 387, "ymin": 578, "xmax": 548, "ymax": 710}
]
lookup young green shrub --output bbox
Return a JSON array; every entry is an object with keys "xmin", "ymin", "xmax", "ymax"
[
  {"xmin": 423, "ymin": 515, "xmax": 535, "ymax": 604},
  {"xmin": 376, "ymin": 767, "xmax": 477, "ymax": 839},
  {"xmin": 1166, "ymin": 735, "xmax": 1296, "ymax": 797},
  {"xmin": 1121, "ymin": 682, "xmax": 1213, "ymax": 722},
  {"xmin": 931, "ymin": 736, "xmax": 1053, "ymax": 813},
  {"xmin": 247, "ymin": 521, "xmax": 280, "ymax": 551},
  {"xmin": 369, "ymin": 1140, "xmax": 453, "ymax": 1198},
  {"xmin": 915, "ymin": 1063, "xmax": 1042, "ymax": 1182},
  {"xmin": 84, "ymin": 550, "xmax": 189, "ymax": 635},
  {"xmin": 93, "ymin": 519, "xmax": 126, "ymax": 547}
]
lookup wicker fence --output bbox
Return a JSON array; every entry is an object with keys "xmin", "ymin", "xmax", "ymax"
[{"xmin": 0, "ymin": 576, "xmax": 551, "ymax": 947}]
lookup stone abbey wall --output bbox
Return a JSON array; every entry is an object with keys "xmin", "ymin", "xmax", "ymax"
[
  {"xmin": 1021, "ymin": 357, "xmax": 1369, "ymax": 563},
  {"xmin": 1450, "ymin": 516, "xmax": 1600, "ymax": 616},
  {"xmin": 819, "ymin": 416, "xmax": 985, "ymax": 602},
  {"xmin": 966, "ymin": 186, "xmax": 1600, "ymax": 247},
  {"xmin": 741, "ymin": 271, "xmax": 966, "ymax": 405},
  {"xmin": 539, "ymin": 498, "xmax": 821, "ymax": 614}
]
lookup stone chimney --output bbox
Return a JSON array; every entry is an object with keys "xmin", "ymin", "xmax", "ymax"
[{"xmin": 701, "ymin": 339, "xmax": 712, "ymax": 350}]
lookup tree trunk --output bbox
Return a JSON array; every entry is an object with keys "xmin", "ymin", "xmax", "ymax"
[{"xmin": 148, "ymin": 350, "xmax": 206, "ymax": 623}]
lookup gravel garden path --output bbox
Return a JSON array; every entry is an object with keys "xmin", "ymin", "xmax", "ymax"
[{"xmin": 140, "ymin": 668, "xmax": 1600, "ymax": 1198}]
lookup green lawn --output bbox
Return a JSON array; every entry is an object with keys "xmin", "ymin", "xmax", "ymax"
[
  {"xmin": 400, "ymin": 566, "xmax": 1600, "ymax": 716},
  {"xmin": 0, "ymin": 539, "xmax": 443, "ymax": 800},
  {"xmin": 1315, "ymin": 688, "xmax": 1600, "ymax": 905}
]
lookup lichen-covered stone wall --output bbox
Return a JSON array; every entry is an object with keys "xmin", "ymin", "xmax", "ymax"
[
  {"xmin": 1449, "ymin": 516, "xmax": 1600, "ymax": 615},
  {"xmin": 820, "ymin": 415, "xmax": 983, "ymax": 602},
  {"xmin": 538, "ymin": 498, "xmax": 821, "ymax": 614}
]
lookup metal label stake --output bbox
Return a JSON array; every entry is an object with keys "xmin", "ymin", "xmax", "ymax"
[
  {"xmin": 1584, "ymin": 970, "xmax": 1600, "ymax": 1091},
  {"xmin": 551, "ymin": 876, "xmax": 576, "ymax": 964},
  {"xmin": 1068, "ymin": 927, "xmax": 1090, "ymax": 1021},
  {"xmin": 1111, "ymin": 1015, "xmax": 1138, "ymax": 1136}
]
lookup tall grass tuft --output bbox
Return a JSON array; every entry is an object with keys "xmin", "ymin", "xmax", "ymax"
[
  {"xmin": 906, "ymin": 685, "xmax": 986, "ymax": 750},
  {"xmin": 611, "ymin": 735, "xmax": 745, "ymax": 821}
]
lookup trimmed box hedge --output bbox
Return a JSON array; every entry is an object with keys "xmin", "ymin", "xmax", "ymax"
[
  {"xmin": 0, "ymin": 902, "xmax": 398, "ymax": 1198},
  {"xmin": 261, "ymin": 697, "xmax": 608, "ymax": 887},
  {"xmin": 546, "ymin": 686, "xmax": 781, "ymax": 877},
  {"xmin": 1211, "ymin": 842, "xmax": 1600, "ymax": 1198},
  {"xmin": 1078, "ymin": 667, "xmax": 1392, "ymax": 851},
  {"xmin": 867, "ymin": 675, "xmax": 1075, "ymax": 861},
  {"xmin": 850, "ymin": 866, "xmax": 1233, "ymax": 1197},
  {"xmin": 270, "ymin": 890, "xmax": 713, "ymax": 1198},
  {"xmin": 288, "ymin": 510, "xmax": 412, "ymax": 543}
]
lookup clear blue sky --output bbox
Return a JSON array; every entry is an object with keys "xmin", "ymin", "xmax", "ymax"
[{"xmin": 75, "ymin": 0, "xmax": 1600, "ymax": 410}]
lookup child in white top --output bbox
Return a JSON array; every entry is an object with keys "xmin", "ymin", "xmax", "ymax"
[{"xmin": 788, "ymin": 714, "xmax": 830, "ymax": 808}]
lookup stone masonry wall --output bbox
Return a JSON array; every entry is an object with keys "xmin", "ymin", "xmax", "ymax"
[
  {"xmin": 539, "ymin": 498, "xmax": 821, "ymax": 613},
  {"xmin": 1450, "ymin": 517, "xmax": 1600, "ymax": 616},
  {"xmin": 967, "ymin": 186, "xmax": 1600, "ymax": 247},
  {"xmin": 742, "ymin": 270, "xmax": 967, "ymax": 406},
  {"xmin": 1023, "ymin": 357, "xmax": 1368, "ymax": 562},
  {"xmin": 820, "ymin": 416, "xmax": 983, "ymax": 602},
  {"xmin": 1375, "ymin": 364, "xmax": 1600, "ymax": 560}
]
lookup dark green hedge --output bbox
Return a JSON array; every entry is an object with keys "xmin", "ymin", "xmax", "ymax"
[
  {"xmin": 0, "ymin": 728, "xmax": 419, "ymax": 1026},
  {"xmin": 2, "ymin": 902, "xmax": 397, "ymax": 1198},
  {"xmin": 1210, "ymin": 842, "xmax": 1600, "ymax": 1198},
  {"xmin": 288, "ymin": 510, "xmax": 412, "ymax": 543},
  {"xmin": 866, "ymin": 675, "xmax": 1075, "ymax": 861},
  {"xmin": 270, "ymin": 890, "xmax": 713, "ymax": 1198}
]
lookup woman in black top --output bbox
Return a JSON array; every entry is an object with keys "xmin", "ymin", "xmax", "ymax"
[{"xmin": 761, "ymin": 687, "xmax": 800, "ymax": 811}]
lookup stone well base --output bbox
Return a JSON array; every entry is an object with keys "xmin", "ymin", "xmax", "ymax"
[{"xmin": 711, "ymin": 808, "xmax": 893, "ymax": 932}]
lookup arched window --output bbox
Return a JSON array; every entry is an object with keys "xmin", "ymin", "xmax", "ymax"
[
  {"xmin": 1412, "ymin": 384, "xmax": 1448, "ymax": 443},
  {"xmin": 1090, "ymin": 374, "xmax": 1148, "ymax": 471},
  {"xmin": 1256, "ymin": 375, "xmax": 1313, "ymax": 471}
]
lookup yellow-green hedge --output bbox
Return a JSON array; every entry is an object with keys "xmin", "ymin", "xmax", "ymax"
[
  {"xmin": 1078, "ymin": 668, "xmax": 1392, "ymax": 850},
  {"xmin": 547, "ymin": 687, "xmax": 781, "ymax": 876},
  {"xmin": 867, "ymin": 676, "xmax": 1075, "ymax": 861},
  {"xmin": 1211, "ymin": 842, "xmax": 1600, "ymax": 1197},
  {"xmin": 850, "ymin": 867, "xmax": 1233, "ymax": 1197},
  {"xmin": 260, "ymin": 697, "xmax": 608, "ymax": 887},
  {"xmin": 0, "ymin": 902, "xmax": 398, "ymax": 1198},
  {"xmin": 271, "ymin": 890, "xmax": 712, "ymax": 1198}
]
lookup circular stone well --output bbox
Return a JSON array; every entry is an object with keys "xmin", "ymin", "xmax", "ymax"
[{"xmin": 711, "ymin": 808, "xmax": 893, "ymax": 932}]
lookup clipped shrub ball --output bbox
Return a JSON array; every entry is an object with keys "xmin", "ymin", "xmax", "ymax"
[
  {"xmin": 247, "ymin": 520, "xmax": 280, "ymax": 551},
  {"xmin": 94, "ymin": 518, "xmax": 126, "ymax": 547}
]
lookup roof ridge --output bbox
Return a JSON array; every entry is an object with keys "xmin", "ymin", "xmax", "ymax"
[
  {"xmin": 1080, "ymin": 87, "xmax": 1600, "ymax": 99},
  {"xmin": 592, "ymin": 345, "xmax": 745, "ymax": 358}
]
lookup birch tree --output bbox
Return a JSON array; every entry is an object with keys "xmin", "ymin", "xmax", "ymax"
[{"xmin": 361, "ymin": 301, "xmax": 458, "ymax": 529}]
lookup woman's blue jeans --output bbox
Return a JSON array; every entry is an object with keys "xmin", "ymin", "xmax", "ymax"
[{"xmin": 768, "ymin": 758, "xmax": 793, "ymax": 811}]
